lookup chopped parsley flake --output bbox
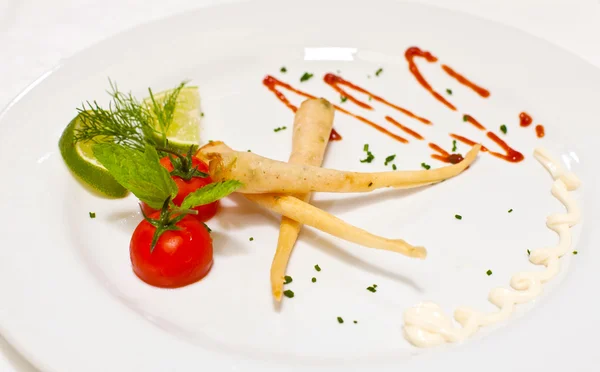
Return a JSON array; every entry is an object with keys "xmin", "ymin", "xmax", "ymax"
[
  {"xmin": 200, "ymin": 112, "xmax": 205, "ymax": 117},
  {"xmin": 446, "ymin": 89, "xmax": 453, "ymax": 95},
  {"xmin": 300, "ymin": 72, "xmax": 314, "ymax": 82},
  {"xmin": 280, "ymin": 66, "xmax": 287, "ymax": 73},
  {"xmin": 463, "ymin": 115, "xmax": 468, "ymax": 122},
  {"xmin": 392, "ymin": 164, "xmax": 397, "ymax": 171},
  {"xmin": 340, "ymin": 96, "xmax": 348, "ymax": 103},
  {"xmin": 508, "ymin": 208, "xmax": 513, "ymax": 213},
  {"xmin": 337, "ymin": 317, "xmax": 344, "ymax": 324},
  {"xmin": 247, "ymin": 149, "xmax": 251, "ymax": 152},
  {"xmin": 311, "ymin": 277, "xmax": 317, "ymax": 283},
  {"xmin": 455, "ymin": 214, "xmax": 463, "ymax": 220},
  {"xmin": 573, "ymin": 250, "xmax": 578, "ymax": 255},
  {"xmin": 249, "ymin": 237, "xmax": 254, "ymax": 241},
  {"xmin": 353, "ymin": 320, "xmax": 358, "ymax": 324},
  {"xmin": 314, "ymin": 264, "xmax": 321, "ymax": 272},
  {"xmin": 89, "ymin": 212, "xmax": 96, "ymax": 219},
  {"xmin": 421, "ymin": 162, "xmax": 431, "ymax": 170},
  {"xmin": 375, "ymin": 68, "xmax": 383, "ymax": 77},
  {"xmin": 384, "ymin": 154, "xmax": 396, "ymax": 166},
  {"xmin": 283, "ymin": 289, "xmax": 295, "ymax": 298},
  {"xmin": 360, "ymin": 145, "xmax": 375, "ymax": 163},
  {"xmin": 527, "ymin": 249, "xmax": 531, "ymax": 256},
  {"xmin": 373, "ymin": 284, "xmax": 377, "ymax": 288},
  {"xmin": 283, "ymin": 275, "xmax": 293, "ymax": 284},
  {"xmin": 500, "ymin": 124, "xmax": 507, "ymax": 134},
  {"xmin": 452, "ymin": 140, "xmax": 457, "ymax": 152},
  {"xmin": 273, "ymin": 126, "xmax": 287, "ymax": 132},
  {"xmin": 486, "ymin": 269, "xmax": 493, "ymax": 276},
  {"xmin": 366, "ymin": 286, "xmax": 377, "ymax": 293}
]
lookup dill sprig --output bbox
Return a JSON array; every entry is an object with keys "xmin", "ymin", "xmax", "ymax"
[{"xmin": 73, "ymin": 80, "xmax": 187, "ymax": 151}]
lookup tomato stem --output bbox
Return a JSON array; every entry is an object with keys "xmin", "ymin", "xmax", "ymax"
[
  {"xmin": 156, "ymin": 145, "xmax": 208, "ymax": 181},
  {"xmin": 140, "ymin": 196, "xmax": 197, "ymax": 252}
]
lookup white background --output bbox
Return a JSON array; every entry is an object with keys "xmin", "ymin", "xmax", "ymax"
[{"xmin": 1, "ymin": 0, "xmax": 598, "ymax": 370}]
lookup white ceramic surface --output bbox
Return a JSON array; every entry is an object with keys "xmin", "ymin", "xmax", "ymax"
[{"xmin": 1, "ymin": 0, "xmax": 599, "ymax": 371}]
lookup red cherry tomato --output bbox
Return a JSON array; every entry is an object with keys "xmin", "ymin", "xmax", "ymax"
[
  {"xmin": 141, "ymin": 156, "xmax": 218, "ymax": 222},
  {"xmin": 130, "ymin": 212, "xmax": 213, "ymax": 288}
]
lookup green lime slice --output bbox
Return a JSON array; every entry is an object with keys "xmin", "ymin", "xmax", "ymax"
[
  {"xmin": 58, "ymin": 115, "xmax": 128, "ymax": 198},
  {"xmin": 145, "ymin": 87, "xmax": 201, "ymax": 152}
]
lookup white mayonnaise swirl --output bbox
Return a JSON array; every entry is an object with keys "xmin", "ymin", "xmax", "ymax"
[{"xmin": 403, "ymin": 147, "xmax": 581, "ymax": 348}]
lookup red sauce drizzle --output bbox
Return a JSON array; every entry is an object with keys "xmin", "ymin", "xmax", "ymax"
[
  {"xmin": 450, "ymin": 134, "xmax": 486, "ymax": 150},
  {"xmin": 441, "ymin": 65, "xmax": 490, "ymax": 98},
  {"xmin": 405, "ymin": 47, "xmax": 457, "ymax": 111},
  {"xmin": 535, "ymin": 125, "xmax": 545, "ymax": 138},
  {"xmin": 450, "ymin": 133, "xmax": 523, "ymax": 163},
  {"xmin": 519, "ymin": 112, "xmax": 533, "ymax": 127},
  {"xmin": 329, "ymin": 129, "xmax": 342, "ymax": 141},
  {"xmin": 428, "ymin": 143, "xmax": 464, "ymax": 164},
  {"xmin": 323, "ymin": 73, "xmax": 431, "ymax": 124},
  {"xmin": 463, "ymin": 114, "xmax": 486, "ymax": 131},
  {"xmin": 385, "ymin": 116, "xmax": 424, "ymax": 140},
  {"xmin": 263, "ymin": 75, "xmax": 408, "ymax": 144}
]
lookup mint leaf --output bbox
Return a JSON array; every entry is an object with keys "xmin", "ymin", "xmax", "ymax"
[
  {"xmin": 181, "ymin": 180, "xmax": 242, "ymax": 209},
  {"xmin": 93, "ymin": 143, "xmax": 177, "ymax": 209}
]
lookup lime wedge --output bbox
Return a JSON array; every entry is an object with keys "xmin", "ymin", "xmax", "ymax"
[
  {"xmin": 145, "ymin": 87, "xmax": 201, "ymax": 152},
  {"xmin": 58, "ymin": 115, "xmax": 128, "ymax": 198}
]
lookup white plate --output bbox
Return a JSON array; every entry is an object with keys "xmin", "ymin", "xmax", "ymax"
[{"xmin": 1, "ymin": 0, "xmax": 599, "ymax": 371}]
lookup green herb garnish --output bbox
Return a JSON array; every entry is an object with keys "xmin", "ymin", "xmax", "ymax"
[
  {"xmin": 392, "ymin": 164, "xmax": 397, "ymax": 171},
  {"xmin": 455, "ymin": 214, "xmax": 462, "ymax": 220},
  {"xmin": 341, "ymin": 96, "xmax": 348, "ymax": 103},
  {"xmin": 284, "ymin": 275, "xmax": 293, "ymax": 284},
  {"xmin": 89, "ymin": 212, "xmax": 96, "ymax": 219},
  {"xmin": 384, "ymin": 154, "xmax": 396, "ymax": 166},
  {"xmin": 452, "ymin": 140, "xmax": 457, "ymax": 152},
  {"xmin": 280, "ymin": 66, "xmax": 287, "ymax": 73},
  {"xmin": 360, "ymin": 144, "xmax": 375, "ymax": 163},
  {"xmin": 300, "ymin": 72, "xmax": 314, "ymax": 82},
  {"xmin": 283, "ymin": 289, "xmax": 295, "ymax": 298},
  {"xmin": 337, "ymin": 317, "xmax": 344, "ymax": 324},
  {"xmin": 375, "ymin": 68, "xmax": 383, "ymax": 77},
  {"xmin": 314, "ymin": 264, "xmax": 321, "ymax": 272},
  {"xmin": 180, "ymin": 180, "xmax": 242, "ymax": 210},
  {"xmin": 366, "ymin": 286, "xmax": 377, "ymax": 293},
  {"xmin": 508, "ymin": 208, "xmax": 513, "ymax": 213},
  {"xmin": 446, "ymin": 89, "xmax": 453, "ymax": 95},
  {"xmin": 274, "ymin": 126, "xmax": 287, "ymax": 132},
  {"xmin": 500, "ymin": 125, "xmax": 507, "ymax": 134},
  {"xmin": 353, "ymin": 320, "xmax": 358, "ymax": 324},
  {"xmin": 573, "ymin": 251, "xmax": 578, "ymax": 255},
  {"xmin": 486, "ymin": 269, "xmax": 493, "ymax": 276},
  {"xmin": 312, "ymin": 277, "xmax": 317, "ymax": 283},
  {"xmin": 421, "ymin": 162, "xmax": 431, "ymax": 170},
  {"xmin": 75, "ymin": 81, "xmax": 187, "ymax": 151},
  {"xmin": 527, "ymin": 249, "xmax": 531, "ymax": 256},
  {"xmin": 463, "ymin": 115, "xmax": 468, "ymax": 122},
  {"xmin": 93, "ymin": 144, "xmax": 177, "ymax": 209},
  {"xmin": 249, "ymin": 237, "xmax": 254, "ymax": 241}
]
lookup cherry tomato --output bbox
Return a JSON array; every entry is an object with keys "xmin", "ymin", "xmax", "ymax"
[
  {"xmin": 141, "ymin": 156, "xmax": 218, "ymax": 222},
  {"xmin": 130, "ymin": 212, "xmax": 213, "ymax": 288}
]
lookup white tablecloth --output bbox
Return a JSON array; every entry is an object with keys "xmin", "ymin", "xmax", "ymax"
[{"xmin": 1, "ymin": 0, "xmax": 599, "ymax": 370}]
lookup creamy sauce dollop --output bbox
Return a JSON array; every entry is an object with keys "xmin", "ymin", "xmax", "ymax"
[{"xmin": 403, "ymin": 147, "xmax": 582, "ymax": 347}]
